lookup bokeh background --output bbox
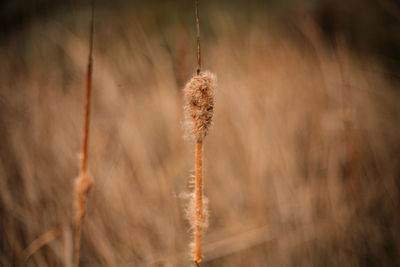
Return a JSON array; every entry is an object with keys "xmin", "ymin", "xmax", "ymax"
[{"xmin": 1, "ymin": 0, "xmax": 400, "ymax": 266}]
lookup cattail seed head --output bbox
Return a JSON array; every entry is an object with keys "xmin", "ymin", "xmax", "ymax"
[
  {"xmin": 184, "ymin": 71, "xmax": 216, "ymax": 142},
  {"xmin": 186, "ymin": 192, "xmax": 209, "ymax": 261}
]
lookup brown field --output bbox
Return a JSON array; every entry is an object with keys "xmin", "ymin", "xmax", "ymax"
[{"xmin": 1, "ymin": 2, "xmax": 400, "ymax": 266}]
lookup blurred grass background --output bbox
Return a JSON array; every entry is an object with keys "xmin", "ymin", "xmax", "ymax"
[{"xmin": 1, "ymin": 0, "xmax": 400, "ymax": 266}]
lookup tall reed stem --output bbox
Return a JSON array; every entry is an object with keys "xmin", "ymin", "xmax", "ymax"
[
  {"xmin": 183, "ymin": 0, "xmax": 215, "ymax": 265},
  {"xmin": 194, "ymin": 140, "xmax": 203, "ymax": 265},
  {"xmin": 74, "ymin": 215, "xmax": 83, "ymax": 267},
  {"xmin": 194, "ymin": 1, "xmax": 203, "ymax": 265},
  {"xmin": 74, "ymin": 3, "xmax": 94, "ymax": 267},
  {"xmin": 195, "ymin": 0, "xmax": 201, "ymax": 75},
  {"xmin": 81, "ymin": 4, "xmax": 94, "ymax": 176}
]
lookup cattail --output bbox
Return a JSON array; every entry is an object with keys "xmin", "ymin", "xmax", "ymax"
[
  {"xmin": 74, "ymin": 3, "xmax": 94, "ymax": 267},
  {"xmin": 183, "ymin": 2, "xmax": 216, "ymax": 265},
  {"xmin": 183, "ymin": 70, "xmax": 216, "ymax": 266}
]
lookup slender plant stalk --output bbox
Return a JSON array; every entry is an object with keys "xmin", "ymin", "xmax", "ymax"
[
  {"xmin": 183, "ymin": 1, "xmax": 216, "ymax": 265},
  {"xmin": 74, "ymin": 215, "xmax": 83, "ymax": 267},
  {"xmin": 74, "ymin": 3, "xmax": 94, "ymax": 267},
  {"xmin": 195, "ymin": 0, "xmax": 201, "ymax": 75},
  {"xmin": 194, "ymin": 140, "xmax": 203, "ymax": 265},
  {"xmin": 194, "ymin": 1, "xmax": 202, "ymax": 265},
  {"xmin": 194, "ymin": 1, "xmax": 203, "ymax": 265},
  {"xmin": 81, "ymin": 4, "xmax": 94, "ymax": 177}
]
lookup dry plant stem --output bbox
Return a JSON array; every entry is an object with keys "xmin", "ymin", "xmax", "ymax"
[
  {"xmin": 194, "ymin": 140, "xmax": 203, "ymax": 265},
  {"xmin": 195, "ymin": 0, "xmax": 201, "ymax": 74},
  {"xmin": 74, "ymin": 215, "xmax": 83, "ymax": 267},
  {"xmin": 194, "ymin": 1, "xmax": 204, "ymax": 265},
  {"xmin": 81, "ymin": 4, "xmax": 94, "ymax": 175},
  {"xmin": 22, "ymin": 227, "xmax": 61, "ymax": 263},
  {"xmin": 74, "ymin": 4, "xmax": 94, "ymax": 267}
]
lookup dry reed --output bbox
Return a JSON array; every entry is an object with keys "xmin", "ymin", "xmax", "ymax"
[
  {"xmin": 183, "ymin": 0, "xmax": 216, "ymax": 265},
  {"xmin": 73, "ymin": 4, "xmax": 94, "ymax": 267}
]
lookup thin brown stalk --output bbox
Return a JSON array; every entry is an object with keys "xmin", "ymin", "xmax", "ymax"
[
  {"xmin": 73, "ymin": 214, "xmax": 84, "ymax": 267},
  {"xmin": 194, "ymin": 140, "xmax": 203, "ymax": 265},
  {"xmin": 74, "ymin": 3, "xmax": 94, "ymax": 267},
  {"xmin": 195, "ymin": 0, "xmax": 201, "ymax": 74},
  {"xmin": 81, "ymin": 2, "xmax": 94, "ymax": 176}
]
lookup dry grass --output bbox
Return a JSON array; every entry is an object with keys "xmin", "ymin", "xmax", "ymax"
[{"xmin": 0, "ymin": 3, "xmax": 400, "ymax": 267}]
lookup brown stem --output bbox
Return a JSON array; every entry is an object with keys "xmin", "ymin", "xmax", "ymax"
[
  {"xmin": 74, "ymin": 215, "xmax": 83, "ymax": 267},
  {"xmin": 193, "ymin": 1, "xmax": 205, "ymax": 265},
  {"xmin": 74, "ymin": 3, "xmax": 94, "ymax": 267},
  {"xmin": 80, "ymin": 2, "xmax": 94, "ymax": 174},
  {"xmin": 195, "ymin": 0, "xmax": 201, "ymax": 74},
  {"xmin": 194, "ymin": 140, "xmax": 203, "ymax": 265},
  {"xmin": 22, "ymin": 227, "xmax": 61, "ymax": 263}
]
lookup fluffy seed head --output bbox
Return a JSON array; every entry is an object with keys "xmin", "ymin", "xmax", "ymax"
[
  {"xmin": 186, "ymin": 192, "xmax": 209, "ymax": 260},
  {"xmin": 184, "ymin": 71, "xmax": 216, "ymax": 142}
]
